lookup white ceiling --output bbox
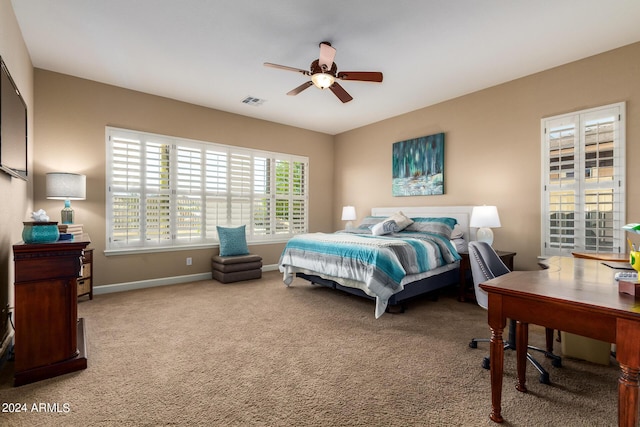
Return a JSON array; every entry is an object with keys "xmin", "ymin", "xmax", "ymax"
[{"xmin": 10, "ymin": 0, "xmax": 640, "ymax": 135}]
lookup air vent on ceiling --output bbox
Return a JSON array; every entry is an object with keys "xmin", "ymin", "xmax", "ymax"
[{"xmin": 241, "ymin": 96, "xmax": 266, "ymax": 106}]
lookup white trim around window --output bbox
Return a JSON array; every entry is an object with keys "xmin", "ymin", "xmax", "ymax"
[
  {"xmin": 540, "ymin": 102, "xmax": 625, "ymax": 257},
  {"xmin": 105, "ymin": 127, "xmax": 309, "ymax": 254}
]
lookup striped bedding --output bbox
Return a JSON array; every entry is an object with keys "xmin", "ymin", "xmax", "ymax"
[{"xmin": 278, "ymin": 231, "xmax": 461, "ymax": 317}]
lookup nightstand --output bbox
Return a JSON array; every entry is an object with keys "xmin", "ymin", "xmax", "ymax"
[{"xmin": 458, "ymin": 249, "xmax": 516, "ymax": 302}]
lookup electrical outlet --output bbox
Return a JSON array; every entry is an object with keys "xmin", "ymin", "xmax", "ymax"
[{"xmin": 186, "ymin": 257, "xmax": 192, "ymax": 266}]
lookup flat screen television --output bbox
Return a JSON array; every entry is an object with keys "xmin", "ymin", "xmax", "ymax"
[{"xmin": 0, "ymin": 56, "xmax": 27, "ymax": 181}]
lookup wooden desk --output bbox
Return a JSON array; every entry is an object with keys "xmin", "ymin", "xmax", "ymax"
[
  {"xmin": 571, "ymin": 251, "xmax": 630, "ymax": 262},
  {"xmin": 480, "ymin": 257, "xmax": 640, "ymax": 426}
]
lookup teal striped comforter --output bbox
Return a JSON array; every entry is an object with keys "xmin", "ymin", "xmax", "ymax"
[{"xmin": 278, "ymin": 231, "xmax": 461, "ymax": 317}]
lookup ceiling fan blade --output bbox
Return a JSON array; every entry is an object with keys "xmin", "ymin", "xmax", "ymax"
[
  {"xmin": 264, "ymin": 62, "xmax": 310, "ymax": 76},
  {"xmin": 337, "ymin": 71, "xmax": 383, "ymax": 83},
  {"xmin": 329, "ymin": 82, "xmax": 353, "ymax": 103},
  {"xmin": 318, "ymin": 42, "xmax": 336, "ymax": 71},
  {"xmin": 287, "ymin": 81, "xmax": 313, "ymax": 96}
]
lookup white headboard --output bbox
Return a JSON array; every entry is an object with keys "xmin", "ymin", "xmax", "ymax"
[{"xmin": 371, "ymin": 206, "xmax": 475, "ymax": 242}]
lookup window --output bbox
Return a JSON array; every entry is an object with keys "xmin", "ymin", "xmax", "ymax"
[
  {"xmin": 541, "ymin": 102, "xmax": 625, "ymax": 256},
  {"xmin": 106, "ymin": 127, "xmax": 308, "ymax": 253}
]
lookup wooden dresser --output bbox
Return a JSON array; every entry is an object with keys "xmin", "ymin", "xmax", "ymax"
[{"xmin": 12, "ymin": 235, "xmax": 91, "ymax": 386}]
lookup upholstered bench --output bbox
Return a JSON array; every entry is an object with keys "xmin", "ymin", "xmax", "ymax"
[{"xmin": 211, "ymin": 254, "xmax": 262, "ymax": 283}]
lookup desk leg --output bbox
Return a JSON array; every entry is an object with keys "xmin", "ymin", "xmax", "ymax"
[
  {"xmin": 489, "ymin": 325, "xmax": 505, "ymax": 423},
  {"xmin": 487, "ymin": 294, "xmax": 506, "ymax": 423},
  {"xmin": 616, "ymin": 319, "xmax": 640, "ymax": 427},
  {"xmin": 487, "ymin": 293, "xmax": 507, "ymax": 423},
  {"xmin": 545, "ymin": 328, "xmax": 555, "ymax": 353},
  {"xmin": 515, "ymin": 321, "xmax": 528, "ymax": 393}
]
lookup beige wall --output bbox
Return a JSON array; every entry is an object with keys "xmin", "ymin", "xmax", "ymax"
[
  {"xmin": 334, "ymin": 42, "xmax": 640, "ymax": 270},
  {"xmin": 30, "ymin": 40, "xmax": 640, "ymax": 283},
  {"xmin": 0, "ymin": 0, "xmax": 34, "ymax": 347},
  {"xmin": 33, "ymin": 71, "xmax": 334, "ymax": 286}
]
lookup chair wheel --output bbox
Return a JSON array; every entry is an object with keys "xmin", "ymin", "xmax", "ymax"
[
  {"xmin": 539, "ymin": 372, "xmax": 550, "ymax": 384},
  {"xmin": 482, "ymin": 357, "xmax": 490, "ymax": 370},
  {"xmin": 469, "ymin": 340, "xmax": 478, "ymax": 349},
  {"xmin": 552, "ymin": 358, "xmax": 562, "ymax": 368}
]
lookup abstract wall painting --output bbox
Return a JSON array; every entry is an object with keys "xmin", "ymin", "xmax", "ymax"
[{"xmin": 392, "ymin": 133, "xmax": 445, "ymax": 196}]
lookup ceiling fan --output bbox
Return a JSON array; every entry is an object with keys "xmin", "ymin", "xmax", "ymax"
[{"xmin": 264, "ymin": 42, "xmax": 383, "ymax": 103}]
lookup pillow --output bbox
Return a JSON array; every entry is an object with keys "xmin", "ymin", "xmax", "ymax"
[
  {"xmin": 370, "ymin": 220, "xmax": 399, "ymax": 236},
  {"xmin": 385, "ymin": 211, "xmax": 414, "ymax": 231},
  {"xmin": 451, "ymin": 237, "xmax": 467, "ymax": 253},
  {"xmin": 217, "ymin": 225, "xmax": 249, "ymax": 257},
  {"xmin": 356, "ymin": 216, "xmax": 386, "ymax": 230},
  {"xmin": 449, "ymin": 224, "xmax": 466, "ymax": 253},
  {"xmin": 404, "ymin": 217, "xmax": 457, "ymax": 239},
  {"xmin": 451, "ymin": 224, "xmax": 464, "ymax": 239}
]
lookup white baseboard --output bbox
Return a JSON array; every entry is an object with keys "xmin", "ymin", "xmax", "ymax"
[{"xmin": 94, "ymin": 264, "xmax": 279, "ymax": 295}]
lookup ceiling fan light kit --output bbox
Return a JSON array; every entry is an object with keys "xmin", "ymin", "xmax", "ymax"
[
  {"xmin": 311, "ymin": 73, "xmax": 335, "ymax": 89},
  {"xmin": 264, "ymin": 41, "xmax": 383, "ymax": 103}
]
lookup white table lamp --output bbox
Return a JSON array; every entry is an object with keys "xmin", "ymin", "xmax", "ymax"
[
  {"xmin": 470, "ymin": 205, "xmax": 501, "ymax": 246},
  {"xmin": 341, "ymin": 206, "xmax": 357, "ymax": 230},
  {"xmin": 46, "ymin": 172, "xmax": 86, "ymax": 224}
]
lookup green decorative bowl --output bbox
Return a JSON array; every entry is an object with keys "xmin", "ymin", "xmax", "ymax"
[{"xmin": 22, "ymin": 222, "xmax": 60, "ymax": 244}]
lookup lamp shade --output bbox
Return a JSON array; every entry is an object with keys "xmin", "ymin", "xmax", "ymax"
[
  {"xmin": 470, "ymin": 205, "xmax": 501, "ymax": 246},
  {"xmin": 46, "ymin": 173, "xmax": 86, "ymax": 200},
  {"xmin": 341, "ymin": 206, "xmax": 357, "ymax": 221},
  {"xmin": 470, "ymin": 205, "xmax": 501, "ymax": 228}
]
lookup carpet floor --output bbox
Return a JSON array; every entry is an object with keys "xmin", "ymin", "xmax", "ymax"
[{"xmin": 0, "ymin": 270, "xmax": 620, "ymax": 426}]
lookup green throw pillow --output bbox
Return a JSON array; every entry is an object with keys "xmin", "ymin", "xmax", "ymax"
[{"xmin": 217, "ymin": 225, "xmax": 249, "ymax": 257}]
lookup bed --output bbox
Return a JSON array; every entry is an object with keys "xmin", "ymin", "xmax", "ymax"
[{"xmin": 278, "ymin": 206, "xmax": 474, "ymax": 317}]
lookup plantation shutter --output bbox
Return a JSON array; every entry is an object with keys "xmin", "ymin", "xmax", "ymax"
[
  {"xmin": 291, "ymin": 160, "xmax": 308, "ymax": 234},
  {"xmin": 109, "ymin": 132, "xmax": 143, "ymax": 246},
  {"xmin": 275, "ymin": 159, "xmax": 291, "ymax": 235},
  {"xmin": 228, "ymin": 151, "xmax": 252, "ymax": 232},
  {"xmin": 253, "ymin": 156, "xmax": 271, "ymax": 236},
  {"xmin": 106, "ymin": 127, "xmax": 309, "ymax": 252},
  {"xmin": 175, "ymin": 144, "xmax": 203, "ymax": 242},
  {"xmin": 145, "ymin": 140, "xmax": 172, "ymax": 245},
  {"xmin": 544, "ymin": 116, "xmax": 579, "ymax": 254},
  {"xmin": 204, "ymin": 148, "xmax": 228, "ymax": 239},
  {"xmin": 541, "ymin": 103, "xmax": 625, "ymax": 257}
]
